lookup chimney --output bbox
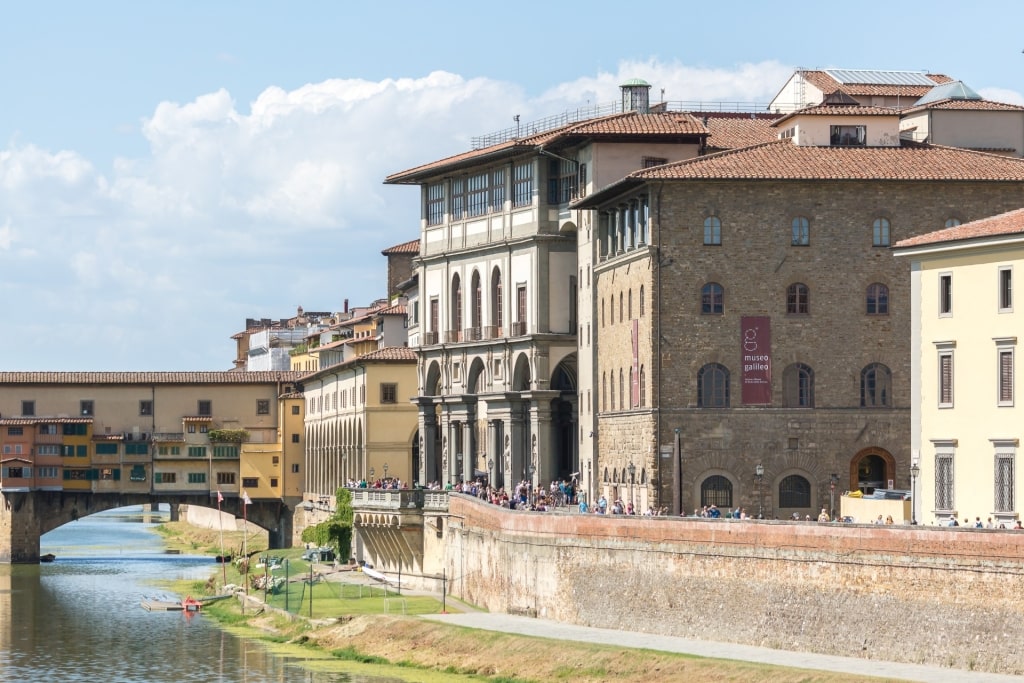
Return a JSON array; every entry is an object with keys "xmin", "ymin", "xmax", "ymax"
[
  {"xmin": 620, "ymin": 78, "xmax": 652, "ymax": 114},
  {"xmin": 344, "ymin": 298, "xmax": 349, "ymax": 313}
]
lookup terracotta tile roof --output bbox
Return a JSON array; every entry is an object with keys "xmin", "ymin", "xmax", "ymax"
[
  {"xmin": 385, "ymin": 110, "xmax": 707, "ymax": 183},
  {"xmin": 0, "ymin": 417, "xmax": 93, "ymax": 425},
  {"xmin": 280, "ymin": 391, "xmax": 304, "ymax": 399},
  {"xmin": 771, "ymin": 104, "xmax": 899, "ymax": 128},
  {"xmin": 894, "ymin": 207, "xmax": 1024, "ymax": 249},
  {"xmin": 182, "ymin": 416, "xmax": 214, "ymax": 423},
  {"xmin": 800, "ymin": 70, "xmax": 951, "ymax": 99},
  {"xmin": 901, "ymin": 98, "xmax": 1024, "ymax": 114},
  {"xmin": 92, "ymin": 433, "xmax": 124, "ymax": 441},
  {"xmin": 702, "ymin": 114, "xmax": 780, "ymax": 151},
  {"xmin": 379, "ymin": 303, "xmax": 407, "ymax": 316},
  {"xmin": 631, "ymin": 140, "xmax": 1024, "ymax": 182},
  {"xmin": 307, "ymin": 346, "xmax": 417, "ymax": 379},
  {"xmin": 381, "ymin": 238, "xmax": 420, "ymax": 255},
  {"xmin": 0, "ymin": 371, "xmax": 305, "ymax": 385}
]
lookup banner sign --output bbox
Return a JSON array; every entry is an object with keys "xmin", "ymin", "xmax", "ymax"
[{"xmin": 741, "ymin": 316, "xmax": 771, "ymax": 405}]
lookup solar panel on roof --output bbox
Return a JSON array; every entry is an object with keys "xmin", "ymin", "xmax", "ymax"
[{"xmin": 825, "ymin": 69, "xmax": 937, "ymax": 86}]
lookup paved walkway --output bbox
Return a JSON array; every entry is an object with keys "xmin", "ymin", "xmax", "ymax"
[{"xmin": 420, "ymin": 611, "xmax": 1023, "ymax": 683}]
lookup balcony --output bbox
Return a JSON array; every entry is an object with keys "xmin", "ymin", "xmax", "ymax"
[
  {"xmin": 510, "ymin": 321, "xmax": 528, "ymax": 336},
  {"xmin": 423, "ymin": 331, "xmax": 439, "ymax": 345},
  {"xmin": 463, "ymin": 327, "xmax": 482, "ymax": 342},
  {"xmin": 483, "ymin": 325, "xmax": 502, "ymax": 340},
  {"xmin": 444, "ymin": 330, "xmax": 462, "ymax": 344},
  {"xmin": 350, "ymin": 488, "xmax": 427, "ymax": 510}
]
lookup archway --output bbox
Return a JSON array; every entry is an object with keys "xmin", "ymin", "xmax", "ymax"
[
  {"xmin": 550, "ymin": 356, "xmax": 577, "ymax": 480},
  {"xmin": 512, "ymin": 353, "xmax": 531, "ymax": 392},
  {"xmin": 850, "ymin": 447, "xmax": 896, "ymax": 495}
]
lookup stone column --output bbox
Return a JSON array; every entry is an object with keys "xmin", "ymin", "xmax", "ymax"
[{"xmin": 416, "ymin": 399, "xmax": 439, "ymax": 486}]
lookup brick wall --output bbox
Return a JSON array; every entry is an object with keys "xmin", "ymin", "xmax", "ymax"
[{"xmin": 445, "ymin": 495, "xmax": 1024, "ymax": 675}]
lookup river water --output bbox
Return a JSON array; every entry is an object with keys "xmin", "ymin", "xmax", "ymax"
[{"xmin": 0, "ymin": 507, "xmax": 412, "ymax": 683}]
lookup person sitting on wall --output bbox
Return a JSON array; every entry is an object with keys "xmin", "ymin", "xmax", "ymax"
[{"xmin": 818, "ymin": 508, "xmax": 830, "ymax": 523}]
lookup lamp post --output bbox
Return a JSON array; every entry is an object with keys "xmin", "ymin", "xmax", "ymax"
[
  {"xmin": 755, "ymin": 463, "xmax": 764, "ymax": 519},
  {"xmin": 910, "ymin": 462, "xmax": 920, "ymax": 524},
  {"xmin": 673, "ymin": 427, "xmax": 682, "ymax": 515},
  {"xmin": 830, "ymin": 473, "xmax": 838, "ymax": 520},
  {"xmin": 628, "ymin": 462, "xmax": 636, "ymax": 510},
  {"xmin": 487, "ymin": 458, "xmax": 493, "ymax": 483},
  {"xmin": 528, "ymin": 464, "xmax": 536, "ymax": 506},
  {"xmin": 383, "ymin": 462, "xmax": 389, "ymax": 480},
  {"xmin": 456, "ymin": 452, "xmax": 463, "ymax": 485}
]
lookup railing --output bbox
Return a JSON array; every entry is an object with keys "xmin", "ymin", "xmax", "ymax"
[
  {"xmin": 444, "ymin": 330, "xmax": 462, "ymax": 343},
  {"xmin": 350, "ymin": 488, "xmax": 431, "ymax": 510},
  {"xmin": 463, "ymin": 327, "xmax": 482, "ymax": 342},
  {"xmin": 153, "ymin": 432, "xmax": 185, "ymax": 442},
  {"xmin": 423, "ymin": 331, "xmax": 439, "ymax": 345},
  {"xmin": 483, "ymin": 325, "xmax": 502, "ymax": 340},
  {"xmin": 510, "ymin": 321, "xmax": 527, "ymax": 336}
]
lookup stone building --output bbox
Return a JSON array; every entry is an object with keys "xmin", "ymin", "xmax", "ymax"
[
  {"xmin": 575, "ymin": 100, "xmax": 1024, "ymax": 518},
  {"xmin": 385, "ymin": 80, "xmax": 716, "ymax": 495}
]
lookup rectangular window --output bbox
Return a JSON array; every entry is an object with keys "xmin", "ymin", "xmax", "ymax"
[
  {"xmin": 38, "ymin": 466, "xmax": 58, "ymax": 478},
  {"xmin": 242, "ymin": 477, "xmax": 258, "ymax": 488},
  {"xmin": 291, "ymin": 463, "xmax": 300, "ymax": 473},
  {"xmin": 935, "ymin": 452, "xmax": 954, "ymax": 511},
  {"xmin": 155, "ymin": 472, "xmax": 176, "ymax": 484},
  {"xmin": 517, "ymin": 285, "xmax": 527, "ymax": 322},
  {"xmin": 430, "ymin": 297, "xmax": 439, "ymax": 333},
  {"xmin": 291, "ymin": 433, "xmax": 300, "ymax": 443},
  {"xmin": 642, "ymin": 156, "xmax": 668, "ymax": 168},
  {"xmin": 256, "ymin": 399, "xmax": 270, "ymax": 415},
  {"xmin": 995, "ymin": 453, "xmax": 1015, "ymax": 513},
  {"xmin": 938, "ymin": 351, "xmax": 954, "ymax": 408},
  {"xmin": 512, "ymin": 162, "xmax": 533, "ymax": 208},
  {"xmin": 451, "ymin": 177, "xmax": 465, "ymax": 220},
  {"xmin": 270, "ymin": 478, "xmax": 279, "ymax": 488},
  {"xmin": 212, "ymin": 445, "xmax": 239, "ymax": 458},
  {"xmin": 21, "ymin": 400, "xmax": 34, "ymax": 416},
  {"xmin": 197, "ymin": 400, "xmax": 212, "ymax": 416},
  {"xmin": 187, "ymin": 472, "xmax": 206, "ymax": 484},
  {"xmin": 187, "ymin": 446, "xmax": 206, "ymax": 458},
  {"xmin": 291, "ymin": 405, "xmax": 300, "ymax": 415},
  {"xmin": 467, "ymin": 171, "xmax": 489, "ymax": 217},
  {"xmin": 381, "ymin": 383, "xmax": 398, "ymax": 404},
  {"xmin": 547, "ymin": 157, "xmax": 578, "ymax": 205},
  {"xmin": 216, "ymin": 471, "xmax": 236, "ymax": 485},
  {"xmin": 490, "ymin": 168, "xmax": 505, "ymax": 212},
  {"xmin": 39, "ymin": 424, "xmax": 56, "ymax": 435},
  {"xmin": 77, "ymin": 445, "xmax": 87, "ymax": 457},
  {"xmin": 80, "ymin": 400, "xmax": 94, "ymax": 416},
  {"xmin": 125, "ymin": 443, "xmax": 148, "ymax": 455},
  {"xmin": 62, "ymin": 423, "xmax": 87, "ymax": 436},
  {"xmin": 7, "ymin": 426, "xmax": 22, "ymax": 436},
  {"xmin": 187, "ymin": 424, "xmax": 196, "ymax": 434},
  {"xmin": 158, "ymin": 445, "xmax": 181, "ymax": 456},
  {"xmin": 999, "ymin": 267, "xmax": 1013, "ymax": 312},
  {"xmin": 939, "ymin": 273, "xmax": 952, "ymax": 316},
  {"xmin": 426, "ymin": 182, "xmax": 444, "ymax": 226},
  {"xmin": 139, "ymin": 400, "xmax": 153, "ymax": 416},
  {"xmin": 37, "ymin": 445, "xmax": 59, "ymax": 455},
  {"xmin": 830, "ymin": 125, "xmax": 866, "ymax": 146}
]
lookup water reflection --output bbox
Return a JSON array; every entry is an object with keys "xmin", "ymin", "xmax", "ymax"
[{"xmin": 0, "ymin": 507, "xmax": 401, "ymax": 682}]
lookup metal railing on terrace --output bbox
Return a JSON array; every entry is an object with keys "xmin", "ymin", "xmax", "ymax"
[
  {"xmin": 471, "ymin": 99, "xmax": 777, "ymax": 149},
  {"xmin": 349, "ymin": 488, "xmax": 450, "ymax": 511}
]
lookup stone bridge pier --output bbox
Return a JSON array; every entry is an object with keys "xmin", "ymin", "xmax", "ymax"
[{"xmin": 0, "ymin": 490, "xmax": 297, "ymax": 563}]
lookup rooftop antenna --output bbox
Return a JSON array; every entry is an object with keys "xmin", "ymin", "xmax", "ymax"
[
  {"xmin": 660, "ymin": 88, "xmax": 665, "ymax": 102},
  {"xmin": 514, "ymin": 114, "xmax": 520, "ymax": 139}
]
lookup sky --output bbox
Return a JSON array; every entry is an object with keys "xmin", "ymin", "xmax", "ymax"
[{"xmin": 3, "ymin": 1, "xmax": 1024, "ymax": 371}]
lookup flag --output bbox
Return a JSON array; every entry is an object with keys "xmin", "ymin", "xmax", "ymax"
[
  {"xmin": 216, "ymin": 490, "xmax": 223, "ymax": 504},
  {"xmin": 242, "ymin": 490, "xmax": 252, "ymax": 505}
]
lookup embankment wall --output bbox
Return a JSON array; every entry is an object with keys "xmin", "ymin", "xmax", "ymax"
[{"xmin": 443, "ymin": 495, "xmax": 1024, "ymax": 675}]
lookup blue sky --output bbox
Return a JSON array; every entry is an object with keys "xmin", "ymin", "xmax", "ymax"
[{"xmin": 2, "ymin": 1, "xmax": 1023, "ymax": 370}]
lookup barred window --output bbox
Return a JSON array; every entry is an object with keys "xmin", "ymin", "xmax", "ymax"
[
  {"xmin": 866, "ymin": 283, "xmax": 889, "ymax": 315},
  {"xmin": 701, "ymin": 475, "xmax": 733, "ymax": 508},
  {"xmin": 426, "ymin": 183, "xmax": 444, "ymax": 226},
  {"xmin": 939, "ymin": 352, "xmax": 953, "ymax": 407},
  {"xmin": 995, "ymin": 454, "xmax": 1014, "ymax": 513},
  {"xmin": 779, "ymin": 475, "xmax": 811, "ymax": 508},
  {"xmin": 467, "ymin": 172, "xmax": 489, "ymax": 217},
  {"xmin": 999, "ymin": 347, "xmax": 1014, "ymax": 406},
  {"xmin": 490, "ymin": 169, "xmax": 505, "ymax": 212},
  {"xmin": 935, "ymin": 453, "xmax": 954, "ymax": 511}
]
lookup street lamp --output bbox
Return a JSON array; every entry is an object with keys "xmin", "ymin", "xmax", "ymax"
[
  {"xmin": 369, "ymin": 467, "xmax": 375, "ymax": 483},
  {"xmin": 628, "ymin": 462, "xmax": 636, "ymax": 509},
  {"xmin": 910, "ymin": 462, "xmax": 920, "ymax": 524},
  {"xmin": 528, "ymin": 464, "xmax": 536, "ymax": 505},
  {"xmin": 487, "ymin": 458, "xmax": 493, "ymax": 482},
  {"xmin": 383, "ymin": 462, "xmax": 389, "ymax": 480},
  {"xmin": 755, "ymin": 463, "xmax": 765, "ymax": 519},
  {"xmin": 830, "ymin": 473, "xmax": 838, "ymax": 520}
]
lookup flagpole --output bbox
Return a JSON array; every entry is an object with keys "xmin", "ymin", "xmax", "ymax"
[{"xmin": 242, "ymin": 490, "xmax": 251, "ymax": 598}]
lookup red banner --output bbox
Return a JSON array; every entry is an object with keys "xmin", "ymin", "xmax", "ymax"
[{"xmin": 741, "ymin": 316, "xmax": 771, "ymax": 405}]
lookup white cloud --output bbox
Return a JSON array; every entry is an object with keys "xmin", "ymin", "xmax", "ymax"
[{"xmin": 0, "ymin": 59, "xmax": 810, "ymax": 370}]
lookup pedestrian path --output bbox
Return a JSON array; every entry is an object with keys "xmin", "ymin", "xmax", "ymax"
[{"xmin": 421, "ymin": 612, "xmax": 1023, "ymax": 683}]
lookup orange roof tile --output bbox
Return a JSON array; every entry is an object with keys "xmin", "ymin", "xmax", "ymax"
[
  {"xmin": 381, "ymin": 238, "xmax": 420, "ymax": 255},
  {"xmin": 702, "ymin": 114, "xmax": 780, "ymax": 151},
  {"xmin": 901, "ymin": 98, "xmax": 1024, "ymax": 114},
  {"xmin": 771, "ymin": 104, "xmax": 899, "ymax": 128},
  {"xmin": 0, "ymin": 417, "xmax": 93, "ymax": 425},
  {"xmin": 385, "ymin": 110, "xmax": 707, "ymax": 183},
  {"xmin": 800, "ymin": 70, "xmax": 951, "ymax": 99},
  {"xmin": 0, "ymin": 371, "xmax": 305, "ymax": 385},
  {"xmin": 894, "ymin": 207, "xmax": 1024, "ymax": 249}
]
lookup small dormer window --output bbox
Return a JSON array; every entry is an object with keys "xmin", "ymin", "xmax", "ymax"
[{"xmin": 830, "ymin": 125, "xmax": 866, "ymax": 146}]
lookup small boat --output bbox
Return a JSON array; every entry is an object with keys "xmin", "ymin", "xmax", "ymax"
[
  {"xmin": 39, "ymin": 553, "xmax": 56, "ymax": 563},
  {"xmin": 215, "ymin": 554, "xmax": 232, "ymax": 563},
  {"xmin": 181, "ymin": 596, "xmax": 202, "ymax": 612}
]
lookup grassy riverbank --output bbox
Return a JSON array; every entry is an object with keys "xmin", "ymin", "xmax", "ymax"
[{"xmin": 159, "ymin": 521, "xmax": 889, "ymax": 683}]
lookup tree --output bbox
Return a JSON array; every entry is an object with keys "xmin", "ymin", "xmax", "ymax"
[{"xmin": 300, "ymin": 487, "xmax": 354, "ymax": 562}]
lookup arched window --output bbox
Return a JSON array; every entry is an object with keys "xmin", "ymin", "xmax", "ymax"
[
  {"xmin": 601, "ymin": 297, "xmax": 605, "ymax": 327},
  {"xmin": 450, "ymin": 273, "xmax": 462, "ymax": 334},
  {"xmin": 471, "ymin": 270, "xmax": 482, "ymax": 332},
  {"xmin": 609, "ymin": 371, "xmax": 615, "ymax": 410},
  {"xmin": 783, "ymin": 363, "xmax": 814, "ymax": 408},
  {"xmin": 792, "ymin": 217, "xmax": 809, "ymax": 246},
  {"xmin": 779, "ymin": 475, "xmax": 811, "ymax": 508},
  {"xmin": 490, "ymin": 267, "xmax": 503, "ymax": 331},
  {"xmin": 628, "ymin": 367, "xmax": 633, "ymax": 409},
  {"xmin": 618, "ymin": 369, "xmax": 624, "ymax": 410},
  {"xmin": 872, "ymin": 218, "xmax": 890, "ymax": 247},
  {"xmin": 787, "ymin": 283, "xmax": 809, "ymax": 315},
  {"xmin": 866, "ymin": 283, "xmax": 889, "ymax": 315},
  {"xmin": 628, "ymin": 289, "xmax": 633, "ymax": 320},
  {"xmin": 640, "ymin": 285, "xmax": 645, "ymax": 316},
  {"xmin": 945, "ymin": 218, "xmax": 961, "ymax": 228},
  {"xmin": 701, "ymin": 283, "xmax": 724, "ymax": 314},
  {"xmin": 861, "ymin": 363, "xmax": 892, "ymax": 407},
  {"xmin": 619, "ymin": 292, "xmax": 623, "ymax": 322},
  {"xmin": 701, "ymin": 475, "xmax": 733, "ymax": 508},
  {"xmin": 639, "ymin": 365, "xmax": 646, "ymax": 407},
  {"xmin": 698, "ymin": 363, "xmax": 730, "ymax": 408},
  {"xmin": 704, "ymin": 216, "xmax": 722, "ymax": 245}
]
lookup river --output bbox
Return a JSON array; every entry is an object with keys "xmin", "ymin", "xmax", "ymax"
[{"xmin": 0, "ymin": 506, "xmax": 416, "ymax": 683}]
